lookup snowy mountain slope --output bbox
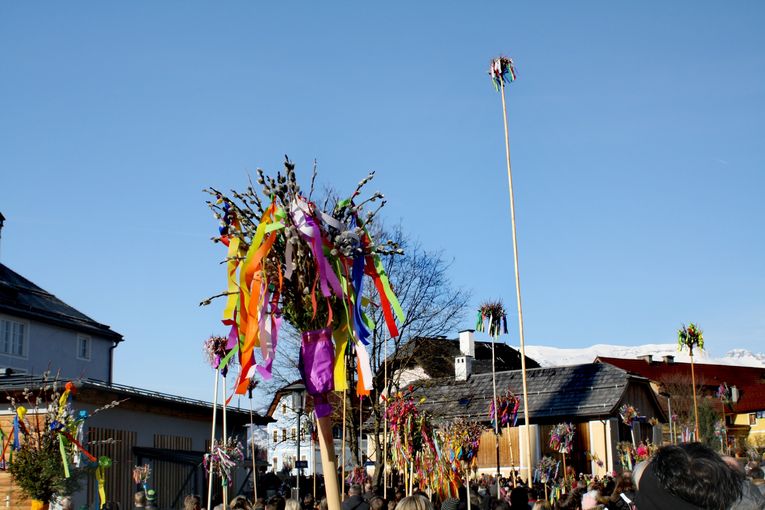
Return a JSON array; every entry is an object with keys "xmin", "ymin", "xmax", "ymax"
[{"xmin": 521, "ymin": 344, "xmax": 765, "ymax": 368}]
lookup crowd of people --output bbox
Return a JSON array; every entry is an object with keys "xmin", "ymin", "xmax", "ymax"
[{"xmin": 170, "ymin": 443, "xmax": 764, "ymax": 510}]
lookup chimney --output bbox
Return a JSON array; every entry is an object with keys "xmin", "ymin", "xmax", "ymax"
[
  {"xmin": 459, "ymin": 329, "xmax": 475, "ymax": 357},
  {"xmin": 455, "ymin": 355, "xmax": 473, "ymax": 382},
  {"xmin": 662, "ymin": 355, "xmax": 675, "ymax": 364},
  {"xmin": 638, "ymin": 354, "xmax": 653, "ymax": 363}
]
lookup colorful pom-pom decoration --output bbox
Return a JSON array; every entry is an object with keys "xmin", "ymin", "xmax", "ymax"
[{"xmin": 489, "ymin": 56, "xmax": 517, "ymax": 91}]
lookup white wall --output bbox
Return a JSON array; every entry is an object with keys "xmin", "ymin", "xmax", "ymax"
[{"xmin": 0, "ymin": 313, "xmax": 113, "ymax": 381}]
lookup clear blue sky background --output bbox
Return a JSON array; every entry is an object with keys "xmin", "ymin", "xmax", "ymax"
[{"xmin": 1, "ymin": 2, "xmax": 763, "ymax": 405}]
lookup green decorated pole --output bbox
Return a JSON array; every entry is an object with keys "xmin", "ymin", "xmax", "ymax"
[{"xmin": 678, "ymin": 323, "xmax": 704, "ymax": 440}]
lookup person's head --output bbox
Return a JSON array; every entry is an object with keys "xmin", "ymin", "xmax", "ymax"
[
  {"xmin": 611, "ymin": 471, "xmax": 635, "ymax": 497},
  {"xmin": 349, "ymin": 485, "xmax": 362, "ymax": 497},
  {"xmin": 134, "ymin": 492, "xmax": 148, "ymax": 508},
  {"xmin": 637, "ymin": 443, "xmax": 743, "ymax": 510},
  {"xmin": 581, "ymin": 491, "xmax": 599, "ymax": 510},
  {"xmin": 747, "ymin": 462, "xmax": 764, "ymax": 480},
  {"xmin": 530, "ymin": 501, "xmax": 550, "ymax": 510},
  {"xmin": 284, "ymin": 500, "xmax": 300, "ymax": 510},
  {"xmin": 394, "ymin": 490, "xmax": 405, "ymax": 503},
  {"xmin": 302, "ymin": 494, "xmax": 314, "ymax": 507},
  {"xmin": 231, "ymin": 496, "xmax": 253, "ymax": 510},
  {"xmin": 365, "ymin": 481, "xmax": 374, "ymax": 494},
  {"xmin": 509, "ymin": 486, "xmax": 528, "ymax": 510},
  {"xmin": 318, "ymin": 499, "xmax": 328, "ymax": 510},
  {"xmin": 184, "ymin": 495, "xmax": 201, "ymax": 510},
  {"xmin": 59, "ymin": 497, "xmax": 73, "ymax": 510},
  {"xmin": 370, "ymin": 497, "xmax": 386, "ymax": 510},
  {"xmin": 395, "ymin": 496, "xmax": 433, "ymax": 510},
  {"xmin": 268, "ymin": 496, "xmax": 285, "ymax": 510}
]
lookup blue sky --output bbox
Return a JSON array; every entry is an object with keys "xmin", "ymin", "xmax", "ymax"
[{"xmin": 1, "ymin": 2, "xmax": 763, "ymax": 405}]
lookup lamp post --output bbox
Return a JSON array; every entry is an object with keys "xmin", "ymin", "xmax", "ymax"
[{"xmin": 288, "ymin": 382, "xmax": 307, "ymax": 501}]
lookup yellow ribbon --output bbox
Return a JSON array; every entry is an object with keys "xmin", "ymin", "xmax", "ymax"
[{"xmin": 96, "ymin": 466, "xmax": 106, "ymax": 508}]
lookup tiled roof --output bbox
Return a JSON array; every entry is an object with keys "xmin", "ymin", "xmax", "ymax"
[
  {"xmin": 597, "ymin": 357, "xmax": 765, "ymax": 413},
  {"xmin": 409, "ymin": 362, "xmax": 656, "ymax": 424},
  {"xmin": 0, "ymin": 263, "xmax": 122, "ymax": 341}
]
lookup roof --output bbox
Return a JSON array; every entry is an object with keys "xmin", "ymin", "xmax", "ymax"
[
  {"xmin": 596, "ymin": 356, "xmax": 765, "ymax": 413},
  {"xmin": 408, "ymin": 362, "xmax": 662, "ymax": 424},
  {"xmin": 0, "ymin": 374, "xmax": 272, "ymax": 425},
  {"xmin": 385, "ymin": 336, "xmax": 540, "ymax": 379},
  {"xmin": 0, "ymin": 263, "xmax": 123, "ymax": 341}
]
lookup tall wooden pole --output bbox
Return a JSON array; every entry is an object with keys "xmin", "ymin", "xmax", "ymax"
[
  {"xmin": 207, "ymin": 368, "xmax": 220, "ymax": 510},
  {"xmin": 383, "ymin": 339, "xmax": 388, "ymax": 500},
  {"xmin": 316, "ymin": 415, "xmax": 341, "ymax": 510},
  {"xmin": 690, "ymin": 351, "xmax": 700, "ymax": 440},
  {"xmin": 491, "ymin": 339, "xmax": 500, "ymax": 498},
  {"xmin": 249, "ymin": 394, "xmax": 258, "ymax": 501},
  {"xmin": 222, "ymin": 374, "xmax": 229, "ymax": 510},
  {"xmin": 312, "ymin": 416, "xmax": 317, "ymax": 498},
  {"xmin": 341, "ymin": 389, "xmax": 347, "ymax": 501},
  {"xmin": 500, "ymin": 77, "xmax": 533, "ymax": 484}
]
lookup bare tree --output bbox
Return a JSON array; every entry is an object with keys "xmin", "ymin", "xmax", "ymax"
[{"xmin": 365, "ymin": 224, "xmax": 470, "ymax": 486}]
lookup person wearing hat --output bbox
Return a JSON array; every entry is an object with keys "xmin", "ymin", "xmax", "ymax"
[{"xmin": 146, "ymin": 490, "xmax": 158, "ymax": 510}]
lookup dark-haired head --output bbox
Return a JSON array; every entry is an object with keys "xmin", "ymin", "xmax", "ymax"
[{"xmin": 650, "ymin": 443, "xmax": 743, "ymax": 510}]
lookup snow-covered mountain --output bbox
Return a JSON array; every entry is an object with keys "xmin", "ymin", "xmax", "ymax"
[{"xmin": 521, "ymin": 343, "xmax": 765, "ymax": 368}]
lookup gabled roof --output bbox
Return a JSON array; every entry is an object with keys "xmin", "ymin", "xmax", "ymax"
[
  {"xmin": 596, "ymin": 356, "xmax": 765, "ymax": 414},
  {"xmin": 384, "ymin": 336, "xmax": 540, "ymax": 379},
  {"xmin": 0, "ymin": 374, "xmax": 272, "ymax": 425},
  {"xmin": 409, "ymin": 362, "xmax": 665, "ymax": 424},
  {"xmin": 0, "ymin": 263, "xmax": 122, "ymax": 341}
]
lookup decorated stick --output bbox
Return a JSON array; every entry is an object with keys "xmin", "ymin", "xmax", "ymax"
[
  {"xmin": 561, "ymin": 453, "xmax": 567, "ymax": 493},
  {"xmin": 465, "ymin": 472, "xmax": 472, "ymax": 510},
  {"xmin": 342, "ymin": 389, "xmax": 347, "ymax": 501},
  {"xmin": 507, "ymin": 426, "xmax": 516, "ymax": 488},
  {"xmin": 383, "ymin": 339, "xmax": 388, "ymax": 500},
  {"xmin": 678, "ymin": 323, "xmax": 704, "ymax": 440},
  {"xmin": 312, "ymin": 414, "xmax": 317, "ymax": 498},
  {"xmin": 207, "ymin": 368, "xmax": 220, "ymax": 510},
  {"xmin": 248, "ymin": 380, "xmax": 258, "ymax": 502},
  {"xmin": 477, "ymin": 300, "xmax": 507, "ymax": 496},
  {"xmin": 489, "ymin": 55, "xmax": 532, "ymax": 483},
  {"xmin": 206, "ymin": 160, "xmax": 406, "ymax": 510},
  {"xmin": 222, "ymin": 373, "xmax": 229, "ymax": 510}
]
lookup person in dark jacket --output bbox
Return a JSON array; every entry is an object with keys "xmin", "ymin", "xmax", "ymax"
[{"xmin": 342, "ymin": 485, "xmax": 370, "ymax": 510}]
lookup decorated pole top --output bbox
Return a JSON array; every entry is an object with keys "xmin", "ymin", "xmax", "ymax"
[
  {"xmin": 678, "ymin": 323, "xmax": 704, "ymax": 355},
  {"xmin": 489, "ymin": 56, "xmax": 517, "ymax": 91},
  {"xmin": 475, "ymin": 300, "xmax": 508, "ymax": 338},
  {"xmin": 549, "ymin": 422, "xmax": 575, "ymax": 454}
]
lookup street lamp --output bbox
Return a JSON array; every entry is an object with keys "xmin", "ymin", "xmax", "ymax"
[{"xmin": 287, "ymin": 382, "xmax": 307, "ymax": 501}]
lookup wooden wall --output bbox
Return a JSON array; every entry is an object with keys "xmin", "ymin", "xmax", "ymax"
[
  {"xmin": 538, "ymin": 423, "xmax": 592, "ymax": 476},
  {"xmin": 153, "ymin": 435, "xmax": 195, "ymax": 510},
  {"xmin": 475, "ymin": 427, "xmax": 521, "ymax": 472},
  {"xmin": 86, "ymin": 427, "xmax": 137, "ymax": 510}
]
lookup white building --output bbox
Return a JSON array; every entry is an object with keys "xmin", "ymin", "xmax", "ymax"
[{"xmin": 265, "ymin": 384, "xmax": 368, "ymax": 478}]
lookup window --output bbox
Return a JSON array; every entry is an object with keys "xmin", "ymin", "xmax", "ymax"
[
  {"xmin": 750, "ymin": 414, "xmax": 758, "ymax": 425},
  {"xmin": 77, "ymin": 335, "xmax": 91, "ymax": 361},
  {"xmin": 282, "ymin": 404, "xmax": 287, "ymax": 415},
  {"xmin": 273, "ymin": 430, "xmax": 278, "ymax": 443},
  {"xmin": 0, "ymin": 318, "xmax": 26, "ymax": 357},
  {"xmin": 291, "ymin": 428, "xmax": 296, "ymax": 441},
  {"xmin": 281, "ymin": 429, "xmax": 287, "ymax": 441}
]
